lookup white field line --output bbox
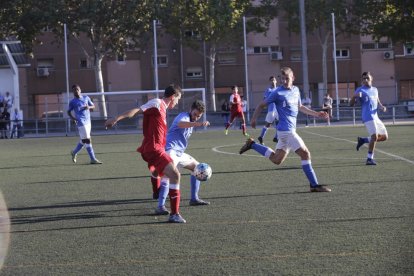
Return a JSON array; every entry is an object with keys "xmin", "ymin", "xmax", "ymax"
[{"xmin": 303, "ymin": 130, "xmax": 414, "ymax": 165}]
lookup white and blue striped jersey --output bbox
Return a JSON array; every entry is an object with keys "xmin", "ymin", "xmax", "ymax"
[
  {"xmin": 354, "ymin": 85, "xmax": 379, "ymax": 123},
  {"xmin": 264, "ymin": 86, "xmax": 278, "ymax": 113},
  {"xmin": 165, "ymin": 112, "xmax": 193, "ymax": 155},
  {"xmin": 68, "ymin": 95, "xmax": 93, "ymax": 126},
  {"xmin": 265, "ymin": 85, "xmax": 301, "ymax": 131}
]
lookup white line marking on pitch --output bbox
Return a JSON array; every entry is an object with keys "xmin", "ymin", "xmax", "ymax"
[{"xmin": 303, "ymin": 130, "xmax": 414, "ymax": 165}]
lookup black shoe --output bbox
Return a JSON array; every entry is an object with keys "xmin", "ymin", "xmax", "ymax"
[
  {"xmin": 239, "ymin": 138, "xmax": 255, "ymax": 154},
  {"xmin": 258, "ymin": 136, "xmax": 263, "ymax": 144},
  {"xmin": 356, "ymin": 137, "xmax": 364, "ymax": 151},
  {"xmin": 273, "ymin": 137, "xmax": 278, "ymax": 143},
  {"xmin": 189, "ymin": 199, "xmax": 210, "ymax": 206},
  {"xmin": 310, "ymin": 185, "xmax": 332, "ymax": 192},
  {"xmin": 366, "ymin": 158, "xmax": 377, "ymax": 165}
]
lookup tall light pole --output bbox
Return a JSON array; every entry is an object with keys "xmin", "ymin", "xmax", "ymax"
[
  {"xmin": 243, "ymin": 16, "xmax": 250, "ymax": 122},
  {"xmin": 299, "ymin": 0, "xmax": 310, "ymax": 99},
  {"xmin": 153, "ymin": 20, "xmax": 159, "ymax": 95},
  {"xmin": 331, "ymin": 12, "xmax": 340, "ymax": 120}
]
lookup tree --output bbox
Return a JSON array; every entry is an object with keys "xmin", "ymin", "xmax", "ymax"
[
  {"xmin": 40, "ymin": 0, "xmax": 158, "ymax": 117},
  {"xmin": 0, "ymin": 0, "xmax": 48, "ymax": 53},
  {"xmin": 280, "ymin": 0, "xmax": 354, "ymax": 101},
  {"xmin": 160, "ymin": 0, "xmax": 277, "ymax": 111},
  {"xmin": 351, "ymin": 0, "xmax": 414, "ymax": 43}
]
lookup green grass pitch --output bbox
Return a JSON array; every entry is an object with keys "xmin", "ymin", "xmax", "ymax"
[{"xmin": 0, "ymin": 124, "xmax": 413, "ymax": 275}]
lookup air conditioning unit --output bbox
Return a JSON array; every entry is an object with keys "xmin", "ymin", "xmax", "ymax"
[
  {"xmin": 383, "ymin": 51, "xmax": 394, "ymax": 60},
  {"xmin": 270, "ymin": 51, "xmax": 283, "ymax": 61},
  {"xmin": 37, "ymin": 67, "xmax": 50, "ymax": 77}
]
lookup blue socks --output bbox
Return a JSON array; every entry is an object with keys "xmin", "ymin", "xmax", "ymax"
[
  {"xmin": 73, "ymin": 142, "xmax": 84, "ymax": 155},
  {"xmin": 85, "ymin": 144, "xmax": 96, "ymax": 160},
  {"xmin": 260, "ymin": 127, "xmax": 268, "ymax": 138},
  {"xmin": 252, "ymin": 143, "xmax": 272, "ymax": 157},
  {"xmin": 190, "ymin": 175, "xmax": 200, "ymax": 201},
  {"xmin": 158, "ymin": 179, "xmax": 169, "ymax": 207},
  {"xmin": 301, "ymin": 160, "xmax": 318, "ymax": 187}
]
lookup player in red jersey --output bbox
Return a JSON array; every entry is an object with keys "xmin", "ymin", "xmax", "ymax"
[
  {"xmin": 104, "ymin": 84, "xmax": 187, "ymax": 223},
  {"xmin": 224, "ymin": 85, "xmax": 248, "ymax": 136}
]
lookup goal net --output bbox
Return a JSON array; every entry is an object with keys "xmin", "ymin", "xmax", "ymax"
[{"xmin": 83, "ymin": 88, "xmax": 207, "ymax": 132}]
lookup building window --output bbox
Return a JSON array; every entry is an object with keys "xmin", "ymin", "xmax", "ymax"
[
  {"xmin": 184, "ymin": 30, "xmax": 201, "ymax": 40},
  {"xmin": 290, "ymin": 48, "xmax": 302, "ymax": 61},
  {"xmin": 404, "ymin": 42, "xmax": 413, "ymax": 55},
  {"xmin": 80, "ymin": 58, "xmax": 91, "ymax": 69},
  {"xmin": 117, "ymin": 54, "xmax": 126, "ymax": 62},
  {"xmin": 186, "ymin": 67, "xmax": 202, "ymax": 79},
  {"xmin": 250, "ymin": 46, "xmax": 279, "ymax": 54},
  {"xmin": 217, "ymin": 53, "xmax": 236, "ymax": 64},
  {"xmin": 361, "ymin": 42, "xmax": 392, "ymax": 50},
  {"xmin": 336, "ymin": 48, "xmax": 350, "ymax": 58},
  {"xmin": 151, "ymin": 55, "xmax": 168, "ymax": 67},
  {"xmin": 37, "ymin": 58, "xmax": 54, "ymax": 69}
]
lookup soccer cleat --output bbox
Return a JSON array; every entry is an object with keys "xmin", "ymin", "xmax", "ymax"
[
  {"xmin": 366, "ymin": 158, "xmax": 377, "ymax": 165},
  {"xmin": 224, "ymin": 129, "xmax": 228, "ymax": 135},
  {"xmin": 90, "ymin": 159, "xmax": 103, "ymax": 164},
  {"xmin": 356, "ymin": 137, "xmax": 364, "ymax": 151},
  {"xmin": 71, "ymin": 150, "xmax": 77, "ymax": 163},
  {"xmin": 168, "ymin": 213, "xmax": 186, "ymax": 223},
  {"xmin": 273, "ymin": 137, "xmax": 278, "ymax": 143},
  {"xmin": 189, "ymin": 199, "xmax": 210, "ymax": 206},
  {"xmin": 239, "ymin": 138, "xmax": 255, "ymax": 154},
  {"xmin": 258, "ymin": 136, "xmax": 264, "ymax": 145},
  {"xmin": 155, "ymin": 206, "xmax": 170, "ymax": 215},
  {"xmin": 310, "ymin": 185, "xmax": 332, "ymax": 192}
]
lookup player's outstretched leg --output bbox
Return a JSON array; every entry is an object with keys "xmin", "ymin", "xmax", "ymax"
[
  {"xmin": 155, "ymin": 179, "xmax": 170, "ymax": 215},
  {"xmin": 302, "ymin": 160, "xmax": 331, "ymax": 192},
  {"xmin": 239, "ymin": 138, "xmax": 255, "ymax": 154}
]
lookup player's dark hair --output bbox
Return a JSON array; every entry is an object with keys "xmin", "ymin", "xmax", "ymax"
[
  {"xmin": 231, "ymin": 85, "xmax": 238, "ymax": 90},
  {"xmin": 362, "ymin": 72, "xmax": 373, "ymax": 79},
  {"xmin": 72, "ymin": 84, "xmax": 80, "ymax": 90},
  {"xmin": 164, "ymin": 84, "xmax": 182, "ymax": 98},
  {"xmin": 269, "ymin": 76, "xmax": 276, "ymax": 81},
  {"xmin": 191, "ymin": 100, "xmax": 205, "ymax": 113}
]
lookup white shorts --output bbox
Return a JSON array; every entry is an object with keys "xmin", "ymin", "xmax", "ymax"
[
  {"xmin": 78, "ymin": 123, "xmax": 91, "ymax": 140},
  {"xmin": 166, "ymin": 149, "xmax": 198, "ymax": 170},
  {"xmin": 365, "ymin": 118, "xmax": 388, "ymax": 137},
  {"xmin": 265, "ymin": 110, "xmax": 279, "ymax": 124},
  {"xmin": 275, "ymin": 130, "xmax": 306, "ymax": 153}
]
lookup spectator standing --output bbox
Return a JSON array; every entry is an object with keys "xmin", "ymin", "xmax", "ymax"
[
  {"xmin": 0, "ymin": 108, "xmax": 10, "ymax": 139},
  {"xmin": 4, "ymin": 92, "xmax": 13, "ymax": 109},
  {"xmin": 221, "ymin": 100, "xmax": 230, "ymax": 127},
  {"xmin": 322, "ymin": 93, "xmax": 333, "ymax": 125},
  {"xmin": 10, "ymin": 108, "xmax": 23, "ymax": 138}
]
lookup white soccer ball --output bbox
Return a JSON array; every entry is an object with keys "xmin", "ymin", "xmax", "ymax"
[{"xmin": 194, "ymin": 163, "xmax": 212, "ymax": 182}]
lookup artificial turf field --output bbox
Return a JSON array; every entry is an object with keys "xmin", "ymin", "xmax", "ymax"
[{"xmin": 0, "ymin": 123, "xmax": 413, "ymax": 275}]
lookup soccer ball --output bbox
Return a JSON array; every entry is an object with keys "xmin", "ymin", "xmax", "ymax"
[{"xmin": 194, "ymin": 163, "xmax": 212, "ymax": 182}]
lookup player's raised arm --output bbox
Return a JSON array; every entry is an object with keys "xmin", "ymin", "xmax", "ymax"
[
  {"xmin": 299, "ymin": 104, "xmax": 329, "ymax": 120},
  {"xmin": 105, "ymin": 107, "xmax": 142, "ymax": 128}
]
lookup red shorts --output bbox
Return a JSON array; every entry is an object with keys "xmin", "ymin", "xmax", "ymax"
[
  {"xmin": 140, "ymin": 149, "xmax": 173, "ymax": 176},
  {"xmin": 230, "ymin": 110, "xmax": 244, "ymax": 122}
]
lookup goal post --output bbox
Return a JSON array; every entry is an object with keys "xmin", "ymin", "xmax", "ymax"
[{"xmin": 83, "ymin": 88, "xmax": 207, "ymax": 131}]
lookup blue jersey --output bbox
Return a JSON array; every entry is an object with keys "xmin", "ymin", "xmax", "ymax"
[
  {"xmin": 354, "ymin": 85, "xmax": 379, "ymax": 123},
  {"xmin": 265, "ymin": 85, "xmax": 301, "ymax": 131},
  {"xmin": 68, "ymin": 95, "xmax": 93, "ymax": 126},
  {"xmin": 165, "ymin": 112, "xmax": 193, "ymax": 155},
  {"xmin": 264, "ymin": 86, "xmax": 277, "ymax": 113}
]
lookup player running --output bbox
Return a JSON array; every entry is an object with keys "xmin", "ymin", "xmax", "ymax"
[
  {"xmin": 350, "ymin": 72, "xmax": 388, "ymax": 165},
  {"xmin": 224, "ymin": 85, "xmax": 249, "ymax": 137},
  {"xmin": 68, "ymin": 84, "xmax": 102, "ymax": 165},
  {"xmin": 239, "ymin": 67, "xmax": 331, "ymax": 192},
  {"xmin": 104, "ymin": 84, "xmax": 187, "ymax": 223},
  {"xmin": 155, "ymin": 100, "xmax": 211, "ymax": 215},
  {"xmin": 258, "ymin": 76, "xmax": 279, "ymax": 145}
]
